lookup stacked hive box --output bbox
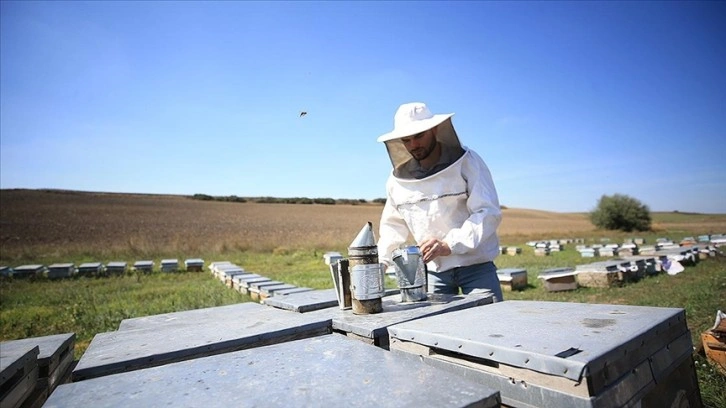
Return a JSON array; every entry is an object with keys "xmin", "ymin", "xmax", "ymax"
[
  {"xmin": 133, "ymin": 260, "xmax": 154, "ymax": 273},
  {"xmin": 10, "ymin": 265, "xmax": 45, "ymax": 279},
  {"xmin": 47, "ymin": 263, "xmax": 75, "ymax": 279},
  {"xmin": 77, "ymin": 262, "xmax": 103, "ymax": 277},
  {"xmin": 496, "ymin": 268, "xmax": 528, "ymax": 291},
  {"xmin": 105, "ymin": 261, "xmax": 127, "ymax": 276},
  {"xmin": 389, "ymin": 301, "xmax": 702, "ymax": 408},
  {"xmin": 184, "ymin": 258, "xmax": 204, "ymax": 272},
  {"xmin": 160, "ymin": 259, "xmax": 179, "ymax": 273},
  {"xmin": 538, "ymin": 267, "xmax": 578, "ymax": 291},
  {"xmin": 0, "ymin": 333, "xmax": 75, "ymax": 408},
  {"xmin": 0, "ymin": 345, "xmax": 39, "ymax": 408}
]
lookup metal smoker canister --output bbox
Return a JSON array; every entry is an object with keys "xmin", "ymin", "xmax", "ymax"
[
  {"xmin": 348, "ymin": 222, "xmax": 384, "ymax": 314},
  {"xmin": 391, "ymin": 246, "xmax": 428, "ymax": 302}
]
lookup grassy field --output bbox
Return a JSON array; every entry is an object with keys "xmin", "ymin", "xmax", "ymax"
[{"xmin": 1, "ymin": 189, "xmax": 725, "ymax": 406}]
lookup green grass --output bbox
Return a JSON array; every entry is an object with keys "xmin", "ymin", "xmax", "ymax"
[
  {"xmin": 0, "ymin": 272, "xmax": 248, "ymax": 358},
  {"xmin": 1, "ymin": 244, "xmax": 725, "ymax": 406}
]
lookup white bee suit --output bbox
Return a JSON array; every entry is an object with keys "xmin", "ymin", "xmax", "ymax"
[{"xmin": 377, "ymin": 148, "xmax": 502, "ymax": 273}]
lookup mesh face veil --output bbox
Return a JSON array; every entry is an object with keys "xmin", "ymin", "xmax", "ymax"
[{"xmin": 383, "ymin": 118, "xmax": 464, "ymax": 179}]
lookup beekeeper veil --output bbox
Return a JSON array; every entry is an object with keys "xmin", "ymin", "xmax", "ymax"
[{"xmin": 377, "ymin": 102, "xmax": 464, "ymax": 179}]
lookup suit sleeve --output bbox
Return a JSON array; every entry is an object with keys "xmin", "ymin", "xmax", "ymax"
[{"xmin": 442, "ymin": 151, "xmax": 502, "ymax": 254}]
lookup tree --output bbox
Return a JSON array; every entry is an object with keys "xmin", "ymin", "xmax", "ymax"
[{"xmin": 589, "ymin": 194, "xmax": 652, "ymax": 232}]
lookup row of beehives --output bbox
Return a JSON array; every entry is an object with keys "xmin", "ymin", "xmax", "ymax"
[
  {"xmin": 497, "ymin": 245, "xmax": 707, "ymax": 293},
  {"xmin": 5, "ymin": 279, "xmax": 702, "ymax": 407},
  {"xmin": 207, "ymin": 261, "xmax": 316, "ymax": 303},
  {"xmin": 0, "ymin": 258, "xmax": 206, "ymax": 280},
  {"xmin": 500, "ymin": 238, "xmax": 585, "ymax": 256},
  {"xmin": 500, "ymin": 233, "xmax": 724, "ymax": 257},
  {"xmin": 575, "ymin": 241, "xmax": 721, "ymax": 258}
]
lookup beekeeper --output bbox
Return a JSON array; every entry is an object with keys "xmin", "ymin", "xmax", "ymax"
[{"xmin": 376, "ymin": 102, "xmax": 503, "ymax": 301}]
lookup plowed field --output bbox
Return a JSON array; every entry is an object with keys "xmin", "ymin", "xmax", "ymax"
[{"xmin": 1, "ymin": 189, "xmax": 723, "ymax": 262}]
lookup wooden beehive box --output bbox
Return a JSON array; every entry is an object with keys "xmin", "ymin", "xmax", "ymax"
[
  {"xmin": 259, "ymin": 283, "xmax": 299, "ymax": 300},
  {"xmin": 248, "ymin": 280, "xmax": 284, "ymax": 302},
  {"xmin": 538, "ymin": 267, "xmax": 578, "ymax": 292},
  {"xmin": 1, "ymin": 333, "xmax": 75, "ymax": 408},
  {"xmin": 496, "ymin": 268, "xmax": 528, "ymax": 291},
  {"xmin": 233, "ymin": 273, "xmax": 264, "ymax": 294},
  {"xmin": 389, "ymin": 301, "xmax": 702, "ymax": 408},
  {"xmin": 576, "ymin": 261, "xmax": 627, "ymax": 288},
  {"xmin": 133, "ymin": 260, "xmax": 154, "ymax": 274},
  {"xmin": 105, "ymin": 261, "xmax": 127, "ymax": 276},
  {"xmin": 236, "ymin": 276, "xmax": 272, "ymax": 296},
  {"xmin": 0, "ymin": 344, "xmax": 39, "ymax": 408},
  {"xmin": 11, "ymin": 265, "xmax": 45, "ymax": 279},
  {"xmin": 77, "ymin": 262, "xmax": 103, "ymax": 277},
  {"xmin": 160, "ymin": 259, "xmax": 179, "ymax": 273},
  {"xmin": 47, "ymin": 263, "xmax": 75, "ymax": 279},
  {"xmin": 223, "ymin": 268, "xmax": 249, "ymax": 288},
  {"xmin": 184, "ymin": 258, "xmax": 204, "ymax": 272}
]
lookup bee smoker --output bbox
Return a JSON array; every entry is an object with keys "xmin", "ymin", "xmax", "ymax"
[
  {"xmin": 345, "ymin": 222, "xmax": 384, "ymax": 314},
  {"xmin": 391, "ymin": 246, "xmax": 428, "ymax": 302}
]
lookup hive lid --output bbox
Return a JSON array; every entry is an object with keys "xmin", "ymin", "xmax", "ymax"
[{"xmin": 388, "ymin": 300, "xmax": 688, "ymax": 384}]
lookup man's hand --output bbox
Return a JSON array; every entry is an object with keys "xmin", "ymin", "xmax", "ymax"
[{"xmin": 420, "ymin": 238, "xmax": 451, "ymax": 263}]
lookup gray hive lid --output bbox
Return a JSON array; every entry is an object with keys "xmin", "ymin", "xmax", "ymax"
[
  {"xmin": 497, "ymin": 268, "xmax": 527, "ymax": 276},
  {"xmin": 46, "ymin": 335, "xmax": 500, "ymax": 408},
  {"xmin": 48, "ymin": 263, "xmax": 75, "ymax": 269},
  {"xmin": 106, "ymin": 261, "xmax": 127, "ymax": 268},
  {"xmin": 349, "ymin": 222, "xmax": 376, "ymax": 248},
  {"xmin": 14, "ymin": 264, "xmax": 45, "ymax": 271},
  {"xmin": 388, "ymin": 301, "xmax": 688, "ymax": 384},
  {"xmin": 78, "ymin": 262, "xmax": 102, "ymax": 268},
  {"xmin": 539, "ymin": 267, "xmax": 577, "ymax": 278},
  {"xmin": 576, "ymin": 261, "xmax": 625, "ymax": 272}
]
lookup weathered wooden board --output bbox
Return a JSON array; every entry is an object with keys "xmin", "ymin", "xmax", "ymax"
[
  {"xmin": 73, "ymin": 302, "xmax": 331, "ymax": 381},
  {"xmin": 47, "ymin": 335, "xmax": 501, "ymax": 408}
]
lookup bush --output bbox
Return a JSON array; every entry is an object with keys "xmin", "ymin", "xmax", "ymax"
[
  {"xmin": 192, "ymin": 194, "xmax": 214, "ymax": 201},
  {"xmin": 589, "ymin": 194, "xmax": 652, "ymax": 232}
]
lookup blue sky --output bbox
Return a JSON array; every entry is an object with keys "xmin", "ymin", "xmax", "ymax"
[{"xmin": 1, "ymin": 1, "xmax": 724, "ymax": 213}]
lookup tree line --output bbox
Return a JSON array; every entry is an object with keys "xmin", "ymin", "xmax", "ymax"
[{"xmin": 191, "ymin": 194, "xmax": 386, "ymax": 205}]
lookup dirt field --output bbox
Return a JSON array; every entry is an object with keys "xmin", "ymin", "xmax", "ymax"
[{"xmin": 1, "ymin": 189, "xmax": 724, "ymax": 261}]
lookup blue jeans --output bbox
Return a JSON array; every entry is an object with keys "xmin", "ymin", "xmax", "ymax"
[{"xmin": 427, "ymin": 262, "xmax": 503, "ymax": 301}]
